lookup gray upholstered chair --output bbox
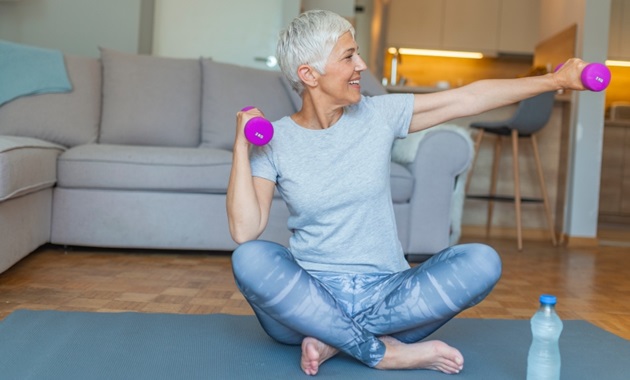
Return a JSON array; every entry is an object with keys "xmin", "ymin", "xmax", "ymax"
[{"xmin": 466, "ymin": 91, "xmax": 557, "ymax": 250}]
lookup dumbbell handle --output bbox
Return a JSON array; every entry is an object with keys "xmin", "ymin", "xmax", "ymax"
[
  {"xmin": 241, "ymin": 106, "xmax": 274, "ymax": 146},
  {"xmin": 555, "ymin": 62, "xmax": 611, "ymax": 92}
]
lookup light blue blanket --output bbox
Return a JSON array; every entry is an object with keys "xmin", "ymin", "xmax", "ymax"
[{"xmin": 0, "ymin": 40, "xmax": 72, "ymax": 107}]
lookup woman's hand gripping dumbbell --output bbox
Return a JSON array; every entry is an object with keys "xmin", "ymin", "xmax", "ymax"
[
  {"xmin": 239, "ymin": 106, "xmax": 274, "ymax": 146},
  {"xmin": 554, "ymin": 59, "xmax": 611, "ymax": 92}
]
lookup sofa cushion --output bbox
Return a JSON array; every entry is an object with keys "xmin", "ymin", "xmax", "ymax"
[
  {"xmin": 99, "ymin": 48, "xmax": 201, "ymax": 148},
  {"xmin": 390, "ymin": 162, "xmax": 413, "ymax": 203},
  {"xmin": 201, "ymin": 60, "xmax": 296, "ymax": 150},
  {"xmin": 57, "ymin": 144, "xmax": 232, "ymax": 193},
  {"xmin": 0, "ymin": 55, "xmax": 101, "ymax": 147},
  {"xmin": 0, "ymin": 136, "xmax": 65, "ymax": 201}
]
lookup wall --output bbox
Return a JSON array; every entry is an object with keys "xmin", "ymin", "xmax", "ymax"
[
  {"xmin": 0, "ymin": 0, "xmax": 151, "ymax": 57},
  {"xmin": 0, "ymin": 0, "xmax": 302, "ymax": 66},
  {"xmin": 152, "ymin": 0, "xmax": 299, "ymax": 68},
  {"xmin": 302, "ymin": 0, "xmax": 354, "ymax": 17},
  {"xmin": 352, "ymin": 0, "xmax": 375, "ymax": 72},
  {"xmin": 0, "ymin": 3, "xmax": 19, "ymax": 41},
  {"xmin": 368, "ymin": 0, "xmax": 388, "ymax": 75},
  {"xmin": 151, "ymin": 1, "xmax": 373, "ymax": 70}
]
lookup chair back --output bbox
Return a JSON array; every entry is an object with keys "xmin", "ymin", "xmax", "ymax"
[{"xmin": 507, "ymin": 91, "xmax": 556, "ymax": 135}]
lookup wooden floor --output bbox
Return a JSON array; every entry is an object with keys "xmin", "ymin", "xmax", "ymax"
[{"xmin": 1, "ymin": 228, "xmax": 630, "ymax": 341}]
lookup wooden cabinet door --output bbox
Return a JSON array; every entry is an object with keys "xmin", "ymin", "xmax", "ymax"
[
  {"xmin": 622, "ymin": 128, "xmax": 630, "ymax": 213},
  {"xmin": 442, "ymin": 0, "xmax": 500, "ymax": 52},
  {"xmin": 386, "ymin": 0, "xmax": 444, "ymax": 49},
  {"xmin": 609, "ymin": 0, "xmax": 623, "ymax": 58},
  {"xmin": 498, "ymin": 0, "xmax": 539, "ymax": 54},
  {"xmin": 386, "ymin": 0, "xmax": 538, "ymax": 54},
  {"xmin": 609, "ymin": 0, "xmax": 630, "ymax": 59},
  {"xmin": 599, "ymin": 126, "xmax": 626, "ymax": 215}
]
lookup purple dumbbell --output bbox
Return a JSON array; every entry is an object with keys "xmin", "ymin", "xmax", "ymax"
[
  {"xmin": 580, "ymin": 63, "xmax": 611, "ymax": 92},
  {"xmin": 241, "ymin": 106, "xmax": 274, "ymax": 146},
  {"xmin": 555, "ymin": 62, "xmax": 611, "ymax": 92}
]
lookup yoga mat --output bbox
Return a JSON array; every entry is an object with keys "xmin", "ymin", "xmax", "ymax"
[{"xmin": 0, "ymin": 310, "xmax": 628, "ymax": 379}]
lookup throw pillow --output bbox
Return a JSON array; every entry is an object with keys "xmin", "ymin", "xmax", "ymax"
[{"xmin": 99, "ymin": 48, "xmax": 201, "ymax": 147}]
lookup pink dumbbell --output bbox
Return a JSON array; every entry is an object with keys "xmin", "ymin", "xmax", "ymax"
[
  {"xmin": 241, "ymin": 106, "xmax": 274, "ymax": 146},
  {"xmin": 555, "ymin": 62, "xmax": 611, "ymax": 92}
]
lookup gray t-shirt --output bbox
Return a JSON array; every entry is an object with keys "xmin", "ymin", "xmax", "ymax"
[{"xmin": 250, "ymin": 94, "xmax": 414, "ymax": 274}]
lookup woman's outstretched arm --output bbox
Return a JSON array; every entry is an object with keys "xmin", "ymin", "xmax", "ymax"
[{"xmin": 407, "ymin": 58, "xmax": 588, "ymax": 133}]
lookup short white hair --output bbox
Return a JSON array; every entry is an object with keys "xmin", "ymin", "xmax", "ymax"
[{"xmin": 276, "ymin": 10, "xmax": 355, "ymax": 94}]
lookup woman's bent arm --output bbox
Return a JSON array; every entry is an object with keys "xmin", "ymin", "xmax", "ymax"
[{"xmin": 226, "ymin": 111, "xmax": 275, "ymax": 244}]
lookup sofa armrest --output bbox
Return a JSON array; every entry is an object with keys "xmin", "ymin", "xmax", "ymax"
[{"xmin": 404, "ymin": 127, "xmax": 473, "ymax": 255}]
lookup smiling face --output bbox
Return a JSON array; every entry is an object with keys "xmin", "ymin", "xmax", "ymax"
[{"xmin": 317, "ymin": 31, "xmax": 367, "ymax": 107}]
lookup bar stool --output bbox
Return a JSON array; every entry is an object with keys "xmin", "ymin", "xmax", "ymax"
[{"xmin": 466, "ymin": 91, "xmax": 557, "ymax": 250}]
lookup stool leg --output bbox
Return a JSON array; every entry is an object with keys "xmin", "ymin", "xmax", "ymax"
[
  {"xmin": 511, "ymin": 130, "xmax": 523, "ymax": 251},
  {"xmin": 531, "ymin": 134, "xmax": 558, "ymax": 246},
  {"xmin": 466, "ymin": 129, "xmax": 485, "ymax": 193},
  {"xmin": 487, "ymin": 135, "xmax": 502, "ymax": 237}
]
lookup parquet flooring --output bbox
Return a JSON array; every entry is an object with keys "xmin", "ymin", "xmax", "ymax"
[{"xmin": 1, "ymin": 230, "xmax": 630, "ymax": 341}]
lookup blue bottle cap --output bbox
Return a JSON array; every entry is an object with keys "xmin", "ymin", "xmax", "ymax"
[{"xmin": 539, "ymin": 294, "xmax": 557, "ymax": 305}]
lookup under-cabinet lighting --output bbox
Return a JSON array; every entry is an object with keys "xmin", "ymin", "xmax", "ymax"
[
  {"xmin": 606, "ymin": 60, "xmax": 630, "ymax": 67},
  {"xmin": 388, "ymin": 47, "xmax": 484, "ymax": 59}
]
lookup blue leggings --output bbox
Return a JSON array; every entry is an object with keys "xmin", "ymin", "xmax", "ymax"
[{"xmin": 231, "ymin": 241, "xmax": 501, "ymax": 367}]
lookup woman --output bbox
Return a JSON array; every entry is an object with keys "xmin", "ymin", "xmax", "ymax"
[{"xmin": 227, "ymin": 10, "xmax": 586, "ymax": 376}]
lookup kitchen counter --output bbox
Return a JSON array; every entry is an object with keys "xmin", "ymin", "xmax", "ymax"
[
  {"xmin": 386, "ymin": 85, "xmax": 446, "ymax": 94},
  {"xmin": 605, "ymin": 119, "xmax": 630, "ymax": 128}
]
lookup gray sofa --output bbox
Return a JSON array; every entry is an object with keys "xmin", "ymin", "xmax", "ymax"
[{"xmin": 0, "ymin": 47, "xmax": 473, "ymax": 274}]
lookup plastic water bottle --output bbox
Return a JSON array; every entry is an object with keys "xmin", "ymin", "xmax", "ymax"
[{"xmin": 527, "ymin": 294, "xmax": 563, "ymax": 380}]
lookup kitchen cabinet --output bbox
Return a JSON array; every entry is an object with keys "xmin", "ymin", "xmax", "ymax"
[
  {"xmin": 386, "ymin": 0, "xmax": 538, "ymax": 54},
  {"xmin": 498, "ymin": 0, "xmax": 540, "ymax": 54},
  {"xmin": 609, "ymin": 0, "xmax": 630, "ymax": 60},
  {"xmin": 386, "ymin": 0, "xmax": 444, "ymax": 49},
  {"xmin": 442, "ymin": 0, "xmax": 500, "ymax": 52},
  {"xmin": 599, "ymin": 122, "xmax": 630, "ymax": 221}
]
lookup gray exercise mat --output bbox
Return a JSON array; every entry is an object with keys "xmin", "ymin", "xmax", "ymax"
[{"xmin": 0, "ymin": 310, "xmax": 628, "ymax": 379}]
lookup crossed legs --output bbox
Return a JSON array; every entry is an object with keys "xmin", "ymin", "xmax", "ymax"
[{"xmin": 231, "ymin": 241, "xmax": 501, "ymax": 375}]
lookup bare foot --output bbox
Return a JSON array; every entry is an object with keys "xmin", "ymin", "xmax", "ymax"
[
  {"xmin": 375, "ymin": 336, "xmax": 464, "ymax": 374},
  {"xmin": 300, "ymin": 337, "xmax": 340, "ymax": 376}
]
